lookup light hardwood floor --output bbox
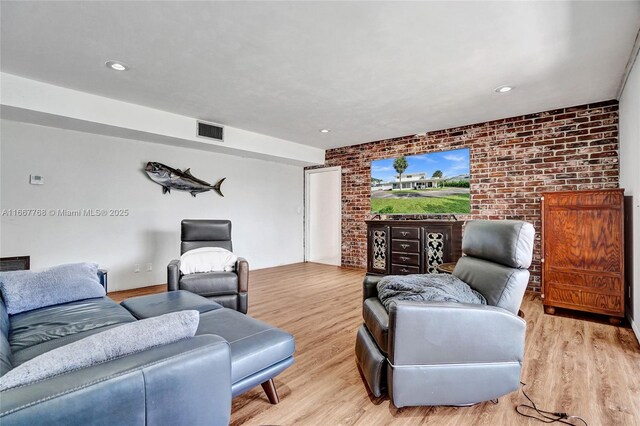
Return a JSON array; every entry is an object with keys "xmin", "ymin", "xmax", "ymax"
[{"xmin": 109, "ymin": 263, "xmax": 640, "ymax": 425}]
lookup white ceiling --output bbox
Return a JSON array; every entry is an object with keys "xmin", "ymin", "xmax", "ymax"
[{"xmin": 1, "ymin": 1, "xmax": 639, "ymax": 150}]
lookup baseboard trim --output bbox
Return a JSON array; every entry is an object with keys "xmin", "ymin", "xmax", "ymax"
[{"xmin": 632, "ymin": 318, "xmax": 640, "ymax": 345}]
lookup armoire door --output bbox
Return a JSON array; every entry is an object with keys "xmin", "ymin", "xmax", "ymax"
[
  {"xmin": 542, "ymin": 190, "xmax": 624, "ymax": 320},
  {"xmin": 368, "ymin": 225, "xmax": 390, "ymax": 275}
]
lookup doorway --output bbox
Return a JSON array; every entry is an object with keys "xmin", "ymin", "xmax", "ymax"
[{"xmin": 305, "ymin": 167, "xmax": 341, "ymax": 266}]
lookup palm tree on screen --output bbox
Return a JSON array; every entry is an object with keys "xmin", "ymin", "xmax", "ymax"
[
  {"xmin": 432, "ymin": 169, "xmax": 443, "ymax": 188},
  {"xmin": 393, "ymin": 157, "xmax": 408, "ymax": 189}
]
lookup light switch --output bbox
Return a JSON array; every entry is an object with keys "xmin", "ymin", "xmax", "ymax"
[{"xmin": 30, "ymin": 175, "xmax": 44, "ymax": 185}]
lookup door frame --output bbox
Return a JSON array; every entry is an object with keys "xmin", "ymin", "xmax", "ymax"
[{"xmin": 304, "ymin": 166, "xmax": 342, "ymax": 265}]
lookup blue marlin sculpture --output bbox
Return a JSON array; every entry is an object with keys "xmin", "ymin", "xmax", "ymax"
[{"xmin": 144, "ymin": 162, "xmax": 225, "ymax": 197}]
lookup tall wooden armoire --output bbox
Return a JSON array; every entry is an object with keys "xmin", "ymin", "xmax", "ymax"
[{"xmin": 541, "ymin": 189, "xmax": 625, "ymax": 324}]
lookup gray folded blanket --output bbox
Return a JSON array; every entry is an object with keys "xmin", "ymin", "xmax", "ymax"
[{"xmin": 377, "ymin": 274, "xmax": 487, "ymax": 311}]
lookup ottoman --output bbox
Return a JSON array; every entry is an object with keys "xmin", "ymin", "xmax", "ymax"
[{"xmin": 120, "ymin": 290, "xmax": 295, "ymax": 403}]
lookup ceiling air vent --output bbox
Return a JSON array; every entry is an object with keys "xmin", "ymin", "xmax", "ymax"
[{"xmin": 197, "ymin": 121, "xmax": 224, "ymax": 141}]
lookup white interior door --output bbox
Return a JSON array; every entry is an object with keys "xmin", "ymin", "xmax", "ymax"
[{"xmin": 305, "ymin": 167, "xmax": 341, "ymax": 266}]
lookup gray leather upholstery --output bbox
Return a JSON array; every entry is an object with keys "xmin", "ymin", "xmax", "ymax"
[
  {"xmin": 197, "ymin": 308, "xmax": 295, "ymax": 386},
  {"xmin": 121, "ymin": 291, "xmax": 295, "ymax": 399},
  {"xmin": 388, "ymin": 361, "xmax": 522, "ymax": 407},
  {"xmin": 0, "ymin": 298, "xmax": 12, "ymax": 377},
  {"xmin": 0, "ymin": 336, "xmax": 11, "ymax": 377},
  {"xmin": 1, "ymin": 335, "xmax": 232, "ymax": 426},
  {"xmin": 1, "ymin": 294, "xmax": 233, "ymax": 425},
  {"xmin": 181, "ymin": 219, "xmax": 233, "ymax": 253},
  {"xmin": 9, "ymin": 298, "xmax": 136, "ymax": 356},
  {"xmin": 362, "ymin": 298, "xmax": 389, "ymax": 354},
  {"xmin": 387, "ymin": 301, "xmax": 525, "ymax": 366},
  {"xmin": 180, "ymin": 271, "xmax": 238, "ymax": 295},
  {"xmin": 168, "ymin": 219, "xmax": 249, "ymax": 313},
  {"xmin": 231, "ymin": 357, "xmax": 294, "ymax": 397},
  {"xmin": 461, "ymin": 220, "xmax": 535, "ymax": 269},
  {"xmin": 355, "ymin": 325, "xmax": 386, "ymax": 397},
  {"xmin": 363, "ymin": 275, "xmax": 382, "ymax": 300},
  {"xmin": 453, "ymin": 256, "xmax": 529, "ymax": 315},
  {"xmin": 120, "ymin": 290, "xmax": 223, "ymax": 319},
  {"xmin": 355, "ymin": 220, "xmax": 535, "ymax": 407},
  {"xmin": 205, "ymin": 293, "xmax": 248, "ymax": 313},
  {"xmin": 167, "ymin": 259, "xmax": 180, "ymax": 292}
]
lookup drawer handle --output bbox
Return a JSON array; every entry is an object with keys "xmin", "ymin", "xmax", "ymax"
[
  {"xmin": 401, "ymin": 256, "xmax": 408, "ymax": 261},
  {"xmin": 401, "ymin": 244, "xmax": 409, "ymax": 249},
  {"xmin": 401, "ymin": 231, "xmax": 408, "ymax": 236},
  {"xmin": 401, "ymin": 268, "xmax": 409, "ymax": 273}
]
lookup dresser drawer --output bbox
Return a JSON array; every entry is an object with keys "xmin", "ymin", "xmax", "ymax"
[
  {"xmin": 545, "ymin": 287, "xmax": 623, "ymax": 316},
  {"xmin": 391, "ymin": 239, "xmax": 420, "ymax": 253},
  {"xmin": 392, "ymin": 227, "xmax": 420, "ymax": 240},
  {"xmin": 545, "ymin": 270, "xmax": 622, "ymax": 295},
  {"xmin": 391, "ymin": 252, "xmax": 420, "ymax": 266},
  {"xmin": 391, "ymin": 264, "xmax": 420, "ymax": 275}
]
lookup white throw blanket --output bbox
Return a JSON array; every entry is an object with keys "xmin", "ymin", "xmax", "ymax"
[{"xmin": 180, "ymin": 247, "xmax": 237, "ymax": 274}]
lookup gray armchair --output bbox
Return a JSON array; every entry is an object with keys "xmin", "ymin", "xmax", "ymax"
[
  {"xmin": 168, "ymin": 220, "xmax": 249, "ymax": 313},
  {"xmin": 356, "ymin": 220, "xmax": 534, "ymax": 407}
]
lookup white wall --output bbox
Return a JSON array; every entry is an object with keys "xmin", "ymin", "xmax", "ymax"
[
  {"xmin": 0, "ymin": 120, "xmax": 305, "ymax": 291},
  {"xmin": 1, "ymin": 73, "xmax": 325, "ymax": 167},
  {"xmin": 619, "ymin": 50, "xmax": 640, "ymax": 341}
]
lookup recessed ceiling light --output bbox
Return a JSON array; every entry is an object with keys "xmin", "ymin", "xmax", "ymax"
[
  {"xmin": 495, "ymin": 85, "xmax": 513, "ymax": 93},
  {"xmin": 319, "ymin": 129, "xmax": 331, "ymax": 133},
  {"xmin": 105, "ymin": 60, "xmax": 129, "ymax": 71}
]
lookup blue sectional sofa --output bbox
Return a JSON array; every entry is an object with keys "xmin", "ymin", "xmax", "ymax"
[{"xmin": 1, "ymin": 288, "xmax": 294, "ymax": 425}]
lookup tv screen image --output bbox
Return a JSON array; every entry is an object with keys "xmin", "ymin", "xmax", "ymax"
[{"xmin": 371, "ymin": 148, "xmax": 470, "ymax": 214}]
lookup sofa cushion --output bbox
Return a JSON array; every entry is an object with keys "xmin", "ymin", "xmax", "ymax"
[
  {"xmin": 1, "ymin": 297, "xmax": 9, "ymax": 339},
  {"xmin": 180, "ymin": 272, "xmax": 238, "ymax": 297},
  {"xmin": 0, "ymin": 298, "xmax": 11, "ymax": 376},
  {"xmin": 0, "ymin": 310, "xmax": 200, "ymax": 391},
  {"xmin": 9, "ymin": 297, "xmax": 136, "ymax": 364},
  {"xmin": 120, "ymin": 290, "xmax": 223, "ymax": 319},
  {"xmin": 0, "ymin": 263, "xmax": 106, "ymax": 315},
  {"xmin": 0, "ymin": 334, "xmax": 11, "ymax": 377},
  {"xmin": 197, "ymin": 309, "xmax": 294, "ymax": 383},
  {"xmin": 363, "ymin": 298, "xmax": 389, "ymax": 354}
]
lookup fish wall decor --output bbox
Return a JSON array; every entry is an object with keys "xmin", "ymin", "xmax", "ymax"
[{"xmin": 144, "ymin": 162, "xmax": 225, "ymax": 197}]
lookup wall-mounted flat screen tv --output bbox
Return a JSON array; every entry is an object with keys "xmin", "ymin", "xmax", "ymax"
[{"xmin": 371, "ymin": 148, "xmax": 470, "ymax": 214}]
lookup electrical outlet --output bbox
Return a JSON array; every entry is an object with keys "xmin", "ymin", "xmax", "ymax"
[
  {"xmin": 146, "ymin": 263, "xmax": 153, "ymax": 272},
  {"xmin": 134, "ymin": 264, "xmax": 140, "ymax": 273}
]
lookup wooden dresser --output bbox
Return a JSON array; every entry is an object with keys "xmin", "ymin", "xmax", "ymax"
[
  {"xmin": 541, "ymin": 189, "xmax": 625, "ymax": 324},
  {"xmin": 365, "ymin": 220, "xmax": 463, "ymax": 276}
]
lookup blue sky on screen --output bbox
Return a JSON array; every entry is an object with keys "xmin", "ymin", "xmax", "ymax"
[{"xmin": 371, "ymin": 148, "xmax": 470, "ymax": 182}]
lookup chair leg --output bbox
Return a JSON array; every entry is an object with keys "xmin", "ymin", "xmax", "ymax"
[{"xmin": 261, "ymin": 379, "xmax": 280, "ymax": 404}]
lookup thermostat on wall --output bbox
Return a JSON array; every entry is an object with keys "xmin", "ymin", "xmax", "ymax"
[{"xmin": 30, "ymin": 175, "xmax": 44, "ymax": 185}]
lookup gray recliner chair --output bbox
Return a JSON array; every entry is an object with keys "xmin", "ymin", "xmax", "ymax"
[
  {"xmin": 168, "ymin": 220, "xmax": 249, "ymax": 313},
  {"xmin": 356, "ymin": 220, "xmax": 535, "ymax": 407}
]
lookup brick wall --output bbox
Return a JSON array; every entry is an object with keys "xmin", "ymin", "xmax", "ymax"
[{"xmin": 320, "ymin": 100, "xmax": 619, "ymax": 291}]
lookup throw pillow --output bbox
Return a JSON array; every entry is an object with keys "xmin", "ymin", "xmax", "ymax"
[
  {"xmin": 0, "ymin": 263, "xmax": 106, "ymax": 315},
  {"xmin": 180, "ymin": 247, "xmax": 238, "ymax": 274},
  {"xmin": 0, "ymin": 310, "xmax": 200, "ymax": 391}
]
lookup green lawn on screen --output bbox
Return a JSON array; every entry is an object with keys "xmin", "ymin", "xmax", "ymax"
[{"xmin": 371, "ymin": 194, "xmax": 470, "ymax": 214}]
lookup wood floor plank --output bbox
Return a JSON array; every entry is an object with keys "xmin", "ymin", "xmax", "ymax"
[{"xmin": 110, "ymin": 263, "xmax": 640, "ymax": 425}]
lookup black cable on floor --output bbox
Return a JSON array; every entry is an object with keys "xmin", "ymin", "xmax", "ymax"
[{"xmin": 515, "ymin": 382, "xmax": 588, "ymax": 426}]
